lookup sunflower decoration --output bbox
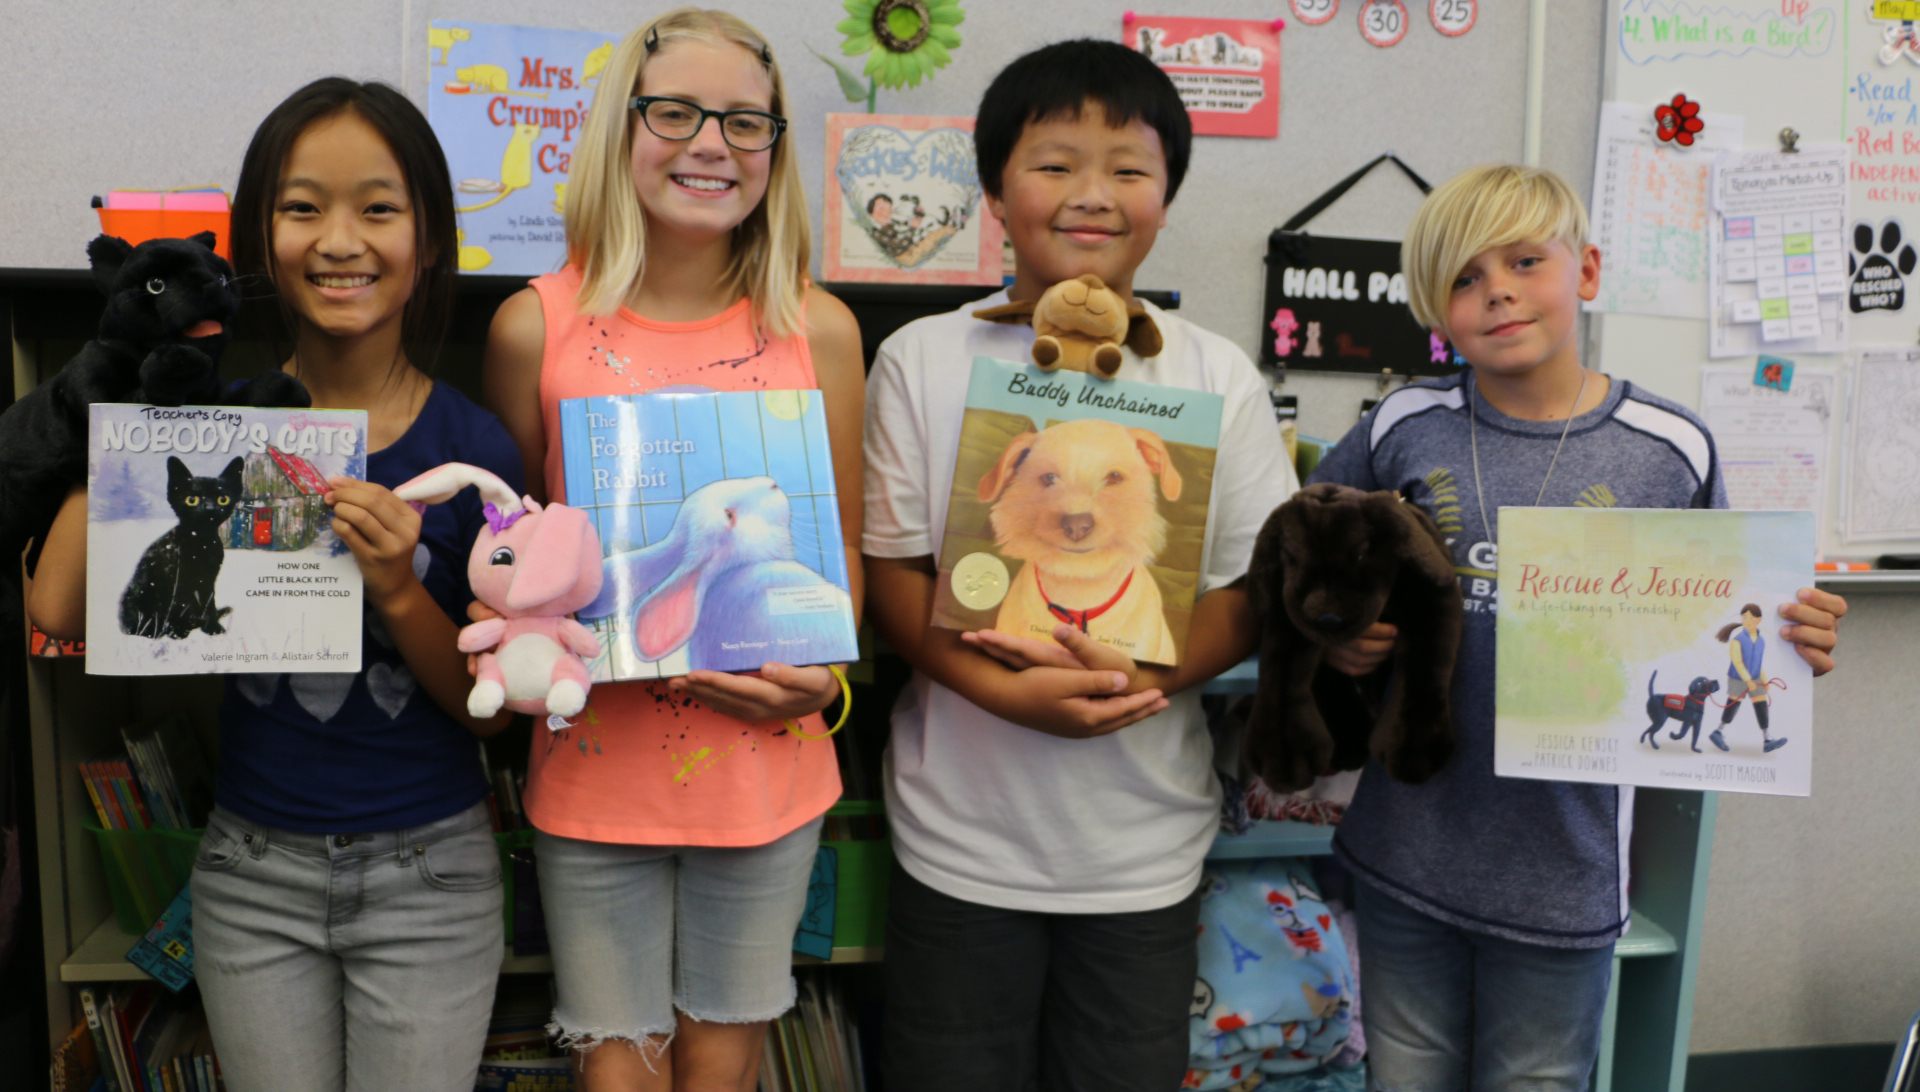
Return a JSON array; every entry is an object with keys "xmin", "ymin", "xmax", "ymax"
[{"xmin": 830, "ymin": 0, "xmax": 965, "ymax": 105}]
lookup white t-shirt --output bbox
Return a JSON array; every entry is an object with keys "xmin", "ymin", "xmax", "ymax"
[{"xmin": 862, "ymin": 291, "xmax": 1299, "ymax": 913}]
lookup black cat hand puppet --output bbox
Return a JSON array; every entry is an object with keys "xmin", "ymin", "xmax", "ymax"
[{"xmin": 0, "ymin": 231, "xmax": 309, "ymax": 567}]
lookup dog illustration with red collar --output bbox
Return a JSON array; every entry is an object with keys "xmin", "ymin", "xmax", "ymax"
[
  {"xmin": 1640, "ymin": 670, "xmax": 1720, "ymax": 752},
  {"xmin": 978, "ymin": 416, "xmax": 1183, "ymax": 665}
]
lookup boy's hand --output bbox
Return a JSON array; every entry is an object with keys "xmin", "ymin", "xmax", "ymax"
[
  {"xmin": 669, "ymin": 663, "xmax": 843, "ymax": 725},
  {"xmin": 1323, "ymin": 622, "xmax": 1397, "ymax": 677},
  {"xmin": 965, "ymin": 624, "xmax": 1164, "ymax": 692},
  {"xmin": 326, "ymin": 478, "xmax": 422, "ymax": 601},
  {"xmin": 1781, "ymin": 586, "xmax": 1847, "ymax": 676},
  {"xmin": 987, "ymin": 666, "xmax": 1168, "ymax": 739}
]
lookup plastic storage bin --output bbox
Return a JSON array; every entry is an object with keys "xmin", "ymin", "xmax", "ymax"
[{"xmin": 86, "ymin": 826, "xmax": 201, "ymax": 934}]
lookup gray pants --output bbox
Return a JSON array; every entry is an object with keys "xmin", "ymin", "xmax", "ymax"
[{"xmin": 190, "ymin": 801, "xmax": 504, "ymax": 1092}]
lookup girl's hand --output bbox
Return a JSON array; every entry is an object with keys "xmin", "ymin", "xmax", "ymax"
[
  {"xmin": 1324, "ymin": 622, "xmax": 1397, "ymax": 676},
  {"xmin": 325, "ymin": 477, "xmax": 422, "ymax": 602},
  {"xmin": 465, "ymin": 600, "xmax": 502, "ymax": 676},
  {"xmin": 670, "ymin": 662, "xmax": 843, "ymax": 724},
  {"xmin": 1781, "ymin": 586, "xmax": 1847, "ymax": 676}
]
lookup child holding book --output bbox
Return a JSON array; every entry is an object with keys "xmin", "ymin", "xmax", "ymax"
[
  {"xmin": 1310, "ymin": 163, "xmax": 1847, "ymax": 1088},
  {"xmin": 29, "ymin": 78, "xmax": 523, "ymax": 1091},
  {"xmin": 860, "ymin": 39, "xmax": 1298, "ymax": 1092},
  {"xmin": 477, "ymin": 10, "xmax": 864, "ymax": 1091}
]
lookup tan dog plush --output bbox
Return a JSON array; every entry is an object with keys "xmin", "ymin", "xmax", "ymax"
[
  {"xmin": 973, "ymin": 274, "xmax": 1164, "ymax": 380},
  {"xmin": 978, "ymin": 417, "xmax": 1183, "ymax": 664}
]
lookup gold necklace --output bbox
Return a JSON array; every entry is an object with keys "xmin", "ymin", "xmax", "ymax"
[{"xmin": 1469, "ymin": 369, "xmax": 1590, "ymax": 543}]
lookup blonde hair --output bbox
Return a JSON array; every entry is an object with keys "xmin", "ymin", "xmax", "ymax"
[
  {"xmin": 1400, "ymin": 164, "xmax": 1590, "ymax": 331},
  {"xmin": 563, "ymin": 8, "xmax": 809, "ymax": 335}
]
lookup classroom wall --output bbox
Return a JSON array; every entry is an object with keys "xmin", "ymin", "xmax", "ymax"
[{"xmin": 2, "ymin": 0, "xmax": 1914, "ymax": 1062}]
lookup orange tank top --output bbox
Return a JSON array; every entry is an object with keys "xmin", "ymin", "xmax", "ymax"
[{"xmin": 523, "ymin": 266, "xmax": 841, "ymax": 846}]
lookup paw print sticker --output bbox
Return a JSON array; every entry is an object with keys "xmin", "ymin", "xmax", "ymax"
[{"xmin": 1848, "ymin": 218, "xmax": 1916, "ymax": 313}]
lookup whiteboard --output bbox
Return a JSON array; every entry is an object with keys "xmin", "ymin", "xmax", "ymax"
[{"xmin": 1595, "ymin": 0, "xmax": 1920, "ymax": 558}]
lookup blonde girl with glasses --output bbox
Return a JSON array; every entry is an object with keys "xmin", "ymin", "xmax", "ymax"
[{"xmin": 479, "ymin": 9, "xmax": 863, "ymax": 1092}]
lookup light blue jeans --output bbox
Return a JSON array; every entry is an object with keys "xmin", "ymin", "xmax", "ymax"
[
  {"xmin": 191, "ymin": 802, "xmax": 504, "ymax": 1092},
  {"xmin": 533, "ymin": 815, "xmax": 823, "ymax": 1051},
  {"xmin": 1357, "ymin": 883, "xmax": 1614, "ymax": 1092}
]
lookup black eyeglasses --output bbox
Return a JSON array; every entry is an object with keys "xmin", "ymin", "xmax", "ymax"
[{"xmin": 629, "ymin": 96, "xmax": 787, "ymax": 152}]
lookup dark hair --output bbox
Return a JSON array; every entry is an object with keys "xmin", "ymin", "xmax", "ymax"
[
  {"xmin": 866, "ymin": 192, "xmax": 892, "ymax": 215},
  {"xmin": 230, "ymin": 77, "xmax": 456, "ymax": 372},
  {"xmin": 1716, "ymin": 603, "xmax": 1764, "ymax": 643},
  {"xmin": 974, "ymin": 39, "xmax": 1193, "ymax": 204}
]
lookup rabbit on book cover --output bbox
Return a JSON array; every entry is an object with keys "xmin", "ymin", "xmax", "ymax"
[
  {"xmin": 119, "ymin": 456, "xmax": 243, "ymax": 639},
  {"xmin": 393, "ymin": 462, "xmax": 603, "ymax": 717},
  {"xmin": 578, "ymin": 475, "xmax": 855, "ymax": 670}
]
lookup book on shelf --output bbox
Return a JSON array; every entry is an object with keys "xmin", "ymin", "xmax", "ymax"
[
  {"xmin": 1494, "ymin": 508, "xmax": 1816, "ymax": 796},
  {"xmin": 86, "ymin": 403, "xmax": 368, "ymax": 676},
  {"xmin": 81, "ymin": 760, "xmax": 151, "ymax": 831},
  {"xmin": 557, "ymin": 391, "xmax": 859, "ymax": 679},
  {"xmin": 120, "ymin": 715, "xmax": 215, "ymax": 829},
  {"xmin": 50, "ymin": 1017, "xmax": 99, "ymax": 1092},
  {"xmin": 126, "ymin": 883, "xmax": 195, "ymax": 992},
  {"xmin": 76, "ymin": 988, "xmax": 118, "ymax": 1092},
  {"xmin": 931, "ymin": 357, "xmax": 1225, "ymax": 667}
]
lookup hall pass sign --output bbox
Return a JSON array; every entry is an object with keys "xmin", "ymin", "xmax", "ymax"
[{"xmin": 1123, "ymin": 14, "xmax": 1281, "ymax": 138}]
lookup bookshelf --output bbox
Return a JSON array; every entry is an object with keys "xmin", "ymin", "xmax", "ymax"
[{"xmin": 12, "ymin": 270, "xmax": 1726, "ymax": 1091}]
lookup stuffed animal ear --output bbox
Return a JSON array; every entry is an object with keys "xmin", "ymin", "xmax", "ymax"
[
  {"xmin": 188, "ymin": 231, "xmax": 219, "ymax": 252},
  {"xmin": 1377, "ymin": 492, "xmax": 1456, "ymax": 588},
  {"xmin": 971, "ymin": 299, "xmax": 1038, "ymax": 325},
  {"xmin": 1124, "ymin": 301, "xmax": 1164, "ymax": 358},
  {"xmin": 1128, "ymin": 428, "xmax": 1182, "ymax": 502},
  {"xmin": 87, "ymin": 235, "xmax": 135, "ymax": 296},
  {"xmin": 977, "ymin": 427, "xmax": 1039, "ymax": 502}
]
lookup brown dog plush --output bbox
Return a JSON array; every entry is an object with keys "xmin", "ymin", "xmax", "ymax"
[
  {"xmin": 1241, "ymin": 482, "xmax": 1463, "ymax": 791},
  {"xmin": 972, "ymin": 274, "xmax": 1163, "ymax": 380}
]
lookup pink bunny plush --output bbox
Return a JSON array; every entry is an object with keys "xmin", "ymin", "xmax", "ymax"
[{"xmin": 393, "ymin": 462, "xmax": 604, "ymax": 718}]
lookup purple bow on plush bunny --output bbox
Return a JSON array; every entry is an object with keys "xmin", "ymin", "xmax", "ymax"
[{"xmin": 393, "ymin": 462, "xmax": 603, "ymax": 718}]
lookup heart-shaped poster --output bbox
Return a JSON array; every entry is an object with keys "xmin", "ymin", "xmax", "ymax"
[{"xmin": 824, "ymin": 114, "xmax": 1004, "ymax": 285}]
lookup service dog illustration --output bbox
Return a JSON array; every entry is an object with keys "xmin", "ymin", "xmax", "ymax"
[{"xmin": 1640, "ymin": 670, "xmax": 1721, "ymax": 752}]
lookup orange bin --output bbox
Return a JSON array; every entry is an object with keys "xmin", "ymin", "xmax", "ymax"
[{"xmin": 95, "ymin": 203, "xmax": 232, "ymax": 259}]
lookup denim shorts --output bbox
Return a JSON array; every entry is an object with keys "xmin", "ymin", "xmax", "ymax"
[
  {"xmin": 191, "ymin": 801, "xmax": 503, "ymax": 1092},
  {"xmin": 534, "ymin": 815, "xmax": 823, "ymax": 1048}
]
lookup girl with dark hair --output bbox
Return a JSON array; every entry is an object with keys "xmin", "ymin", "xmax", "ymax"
[
  {"xmin": 194, "ymin": 76, "xmax": 523, "ymax": 1091},
  {"xmin": 1712, "ymin": 602, "xmax": 1786, "ymax": 753},
  {"xmin": 31, "ymin": 77, "xmax": 526, "ymax": 1090}
]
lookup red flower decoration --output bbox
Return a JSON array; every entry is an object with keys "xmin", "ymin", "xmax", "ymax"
[{"xmin": 1655, "ymin": 94, "xmax": 1705, "ymax": 147}]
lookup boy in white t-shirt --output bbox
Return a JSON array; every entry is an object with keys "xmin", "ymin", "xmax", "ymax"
[{"xmin": 861, "ymin": 38, "xmax": 1298, "ymax": 1092}]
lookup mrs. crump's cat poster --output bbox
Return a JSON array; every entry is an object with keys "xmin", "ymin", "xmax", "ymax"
[
  {"xmin": 1494, "ymin": 508, "xmax": 1815, "ymax": 798},
  {"xmin": 86, "ymin": 404, "xmax": 367, "ymax": 676}
]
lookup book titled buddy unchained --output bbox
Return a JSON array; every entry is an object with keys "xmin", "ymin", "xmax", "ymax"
[
  {"xmin": 932, "ymin": 357, "xmax": 1224, "ymax": 667},
  {"xmin": 1494, "ymin": 508, "xmax": 1815, "ymax": 797},
  {"xmin": 557, "ymin": 391, "xmax": 859, "ymax": 680},
  {"xmin": 85, "ymin": 404, "xmax": 367, "ymax": 676}
]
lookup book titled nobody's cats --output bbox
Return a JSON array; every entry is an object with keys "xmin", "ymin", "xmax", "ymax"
[{"xmin": 86, "ymin": 404, "xmax": 367, "ymax": 676}]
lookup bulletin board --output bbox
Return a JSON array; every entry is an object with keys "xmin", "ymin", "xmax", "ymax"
[
  {"xmin": 1594, "ymin": 0, "xmax": 1920, "ymax": 559},
  {"xmin": 0, "ymin": 0, "xmax": 1588, "ymax": 447}
]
